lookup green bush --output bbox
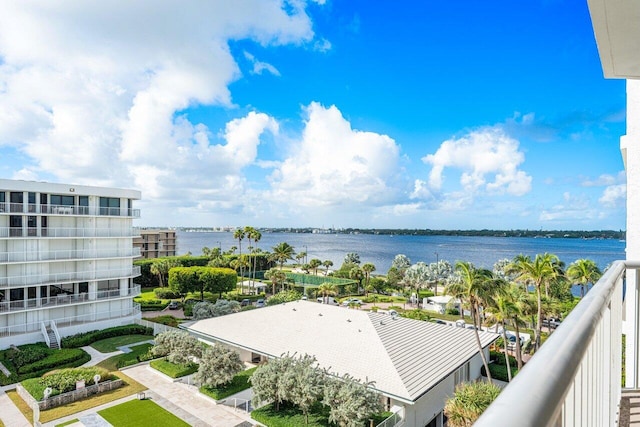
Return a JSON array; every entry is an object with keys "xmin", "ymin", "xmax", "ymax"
[
  {"xmin": 17, "ymin": 348, "xmax": 89, "ymax": 375},
  {"xmin": 4, "ymin": 343, "xmax": 50, "ymax": 369},
  {"xmin": 61, "ymin": 325, "xmax": 153, "ymax": 348},
  {"xmin": 446, "ymin": 308, "xmax": 460, "ymax": 315},
  {"xmin": 199, "ymin": 367, "xmax": 256, "ymax": 400},
  {"xmin": 150, "ymin": 358, "xmax": 198, "ymax": 378},
  {"xmin": 222, "ymin": 291, "xmax": 266, "ymax": 303},
  {"xmin": 137, "ymin": 299, "xmax": 165, "ymax": 311},
  {"xmin": 154, "ymin": 288, "xmax": 180, "ymax": 299},
  {"xmin": 144, "ymin": 315, "xmax": 181, "ymax": 328},
  {"xmin": 481, "ymin": 363, "xmax": 519, "ymax": 382},
  {"xmin": 490, "ymin": 350, "xmax": 517, "ymax": 367}
]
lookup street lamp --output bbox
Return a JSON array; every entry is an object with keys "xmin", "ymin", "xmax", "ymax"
[{"xmin": 434, "ymin": 252, "xmax": 439, "ymax": 296}]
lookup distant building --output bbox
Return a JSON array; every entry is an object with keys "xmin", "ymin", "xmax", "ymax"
[
  {"xmin": 0, "ymin": 179, "xmax": 142, "ymax": 349},
  {"xmin": 133, "ymin": 229, "xmax": 176, "ymax": 259},
  {"xmin": 183, "ymin": 300, "xmax": 498, "ymax": 427}
]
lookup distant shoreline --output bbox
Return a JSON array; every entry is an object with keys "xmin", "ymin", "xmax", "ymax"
[{"xmin": 168, "ymin": 227, "xmax": 625, "ymax": 240}]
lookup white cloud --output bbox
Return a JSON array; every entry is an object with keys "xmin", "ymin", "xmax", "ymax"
[
  {"xmin": 599, "ymin": 184, "xmax": 626, "ymax": 208},
  {"xmin": 410, "ymin": 179, "xmax": 432, "ymax": 200},
  {"xmin": 582, "ymin": 171, "xmax": 626, "ymax": 187},
  {"xmin": 244, "ymin": 51, "xmax": 281, "ymax": 76},
  {"xmin": 314, "ymin": 38, "xmax": 332, "ymax": 52},
  {"xmin": 268, "ymin": 102, "xmax": 402, "ymax": 207},
  {"xmin": 422, "ymin": 127, "xmax": 532, "ymax": 196},
  {"xmin": 0, "ymin": 1, "xmax": 315, "ymax": 192}
]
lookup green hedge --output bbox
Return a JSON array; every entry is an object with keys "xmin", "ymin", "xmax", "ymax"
[
  {"xmin": 150, "ymin": 358, "xmax": 198, "ymax": 378},
  {"xmin": 200, "ymin": 367, "xmax": 256, "ymax": 400},
  {"xmin": 482, "ymin": 363, "xmax": 519, "ymax": 382},
  {"xmin": 251, "ymin": 402, "xmax": 391, "ymax": 427},
  {"xmin": 154, "ymin": 288, "xmax": 180, "ymax": 299},
  {"xmin": 61, "ymin": 325, "xmax": 153, "ymax": 348},
  {"xmin": 0, "ymin": 343, "xmax": 91, "ymax": 386},
  {"xmin": 137, "ymin": 299, "xmax": 166, "ymax": 311},
  {"xmin": 222, "ymin": 292, "xmax": 266, "ymax": 303},
  {"xmin": 134, "ymin": 256, "xmax": 210, "ymax": 287}
]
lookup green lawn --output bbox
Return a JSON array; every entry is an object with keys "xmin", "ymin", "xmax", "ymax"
[
  {"xmin": 200, "ymin": 367, "xmax": 256, "ymax": 400},
  {"xmin": 96, "ymin": 343, "xmax": 154, "ymax": 372},
  {"xmin": 90, "ymin": 335, "xmax": 153, "ymax": 353},
  {"xmin": 150, "ymin": 358, "xmax": 198, "ymax": 378},
  {"xmin": 251, "ymin": 402, "xmax": 393, "ymax": 427},
  {"xmin": 55, "ymin": 419, "xmax": 78, "ymax": 427},
  {"xmin": 99, "ymin": 399, "xmax": 190, "ymax": 427}
]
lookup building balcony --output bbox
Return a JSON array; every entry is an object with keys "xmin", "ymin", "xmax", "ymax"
[
  {"xmin": 475, "ymin": 260, "xmax": 629, "ymax": 426},
  {"xmin": 0, "ymin": 303, "xmax": 141, "ymax": 338},
  {"xmin": 0, "ymin": 247, "xmax": 141, "ymax": 264},
  {"xmin": 0, "ymin": 227, "xmax": 138, "ymax": 238},
  {"xmin": 0, "ymin": 266, "xmax": 141, "ymax": 288},
  {"xmin": 0, "ymin": 202, "xmax": 140, "ymax": 218},
  {"xmin": 0, "ymin": 285, "xmax": 141, "ymax": 313}
]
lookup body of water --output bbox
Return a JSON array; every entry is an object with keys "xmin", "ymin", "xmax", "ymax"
[{"xmin": 176, "ymin": 231, "xmax": 625, "ymax": 273}]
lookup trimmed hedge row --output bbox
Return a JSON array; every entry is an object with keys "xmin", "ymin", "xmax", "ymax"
[
  {"xmin": 61, "ymin": 325, "xmax": 153, "ymax": 348},
  {"xmin": 17, "ymin": 349, "xmax": 88, "ymax": 375},
  {"xmin": 150, "ymin": 358, "xmax": 198, "ymax": 378}
]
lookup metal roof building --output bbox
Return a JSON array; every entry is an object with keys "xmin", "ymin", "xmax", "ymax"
[{"xmin": 183, "ymin": 300, "xmax": 498, "ymax": 427}]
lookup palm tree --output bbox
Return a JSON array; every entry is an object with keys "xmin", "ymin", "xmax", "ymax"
[
  {"xmin": 309, "ymin": 258, "xmax": 322, "ymax": 276},
  {"xmin": 150, "ymin": 258, "xmax": 180, "ymax": 287},
  {"xmin": 485, "ymin": 291, "xmax": 516, "ymax": 381},
  {"xmin": 362, "ymin": 263, "xmax": 376, "ymax": 296},
  {"xmin": 296, "ymin": 252, "xmax": 306, "ymax": 266},
  {"xmin": 317, "ymin": 282, "xmax": 338, "ymax": 304},
  {"xmin": 265, "ymin": 268, "xmax": 287, "ymax": 295},
  {"xmin": 322, "ymin": 260, "xmax": 333, "ymax": 276},
  {"xmin": 445, "ymin": 261, "xmax": 501, "ymax": 382},
  {"xmin": 567, "ymin": 258, "xmax": 602, "ymax": 298},
  {"xmin": 271, "ymin": 242, "xmax": 295, "ymax": 270},
  {"xmin": 506, "ymin": 284, "xmax": 531, "ymax": 369},
  {"xmin": 349, "ymin": 266, "xmax": 364, "ymax": 294},
  {"xmin": 233, "ymin": 228, "xmax": 246, "ymax": 279},
  {"xmin": 230, "ymin": 255, "xmax": 250, "ymax": 294},
  {"xmin": 508, "ymin": 253, "xmax": 563, "ymax": 351}
]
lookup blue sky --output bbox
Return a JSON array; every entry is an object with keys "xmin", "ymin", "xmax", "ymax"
[{"xmin": 0, "ymin": 1, "xmax": 627, "ymax": 230}]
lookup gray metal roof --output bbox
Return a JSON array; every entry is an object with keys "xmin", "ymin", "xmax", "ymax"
[{"xmin": 184, "ymin": 300, "xmax": 498, "ymax": 402}]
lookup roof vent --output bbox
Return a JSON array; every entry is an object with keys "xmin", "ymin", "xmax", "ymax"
[
  {"xmin": 318, "ymin": 313, "xmax": 323, "ymax": 317},
  {"xmin": 293, "ymin": 308, "xmax": 296, "ymax": 311},
  {"xmin": 347, "ymin": 319, "xmax": 351, "ymax": 322},
  {"xmin": 380, "ymin": 321, "xmax": 385, "ymax": 325}
]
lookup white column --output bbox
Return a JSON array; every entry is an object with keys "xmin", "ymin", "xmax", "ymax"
[
  {"xmin": 120, "ymin": 278, "xmax": 128, "ymax": 296},
  {"xmin": 625, "ymin": 79, "xmax": 640, "ymax": 388}
]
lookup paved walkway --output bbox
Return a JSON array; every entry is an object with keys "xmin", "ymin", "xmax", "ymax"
[
  {"xmin": 0, "ymin": 388, "xmax": 31, "ymax": 427},
  {"xmin": 121, "ymin": 364, "xmax": 253, "ymax": 427},
  {"xmin": 80, "ymin": 346, "xmax": 122, "ymax": 367}
]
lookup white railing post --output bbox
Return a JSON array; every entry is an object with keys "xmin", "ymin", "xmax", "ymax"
[{"xmin": 41, "ymin": 322, "xmax": 50, "ymax": 347}]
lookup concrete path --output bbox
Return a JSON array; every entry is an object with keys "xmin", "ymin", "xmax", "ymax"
[
  {"xmin": 0, "ymin": 388, "xmax": 31, "ymax": 427},
  {"xmin": 121, "ymin": 364, "xmax": 253, "ymax": 427},
  {"xmin": 80, "ymin": 346, "xmax": 122, "ymax": 367}
]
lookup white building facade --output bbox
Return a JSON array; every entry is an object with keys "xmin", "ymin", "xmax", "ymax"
[{"xmin": 0, "ymin": 179, "xmax": 142, "ymax": 349}]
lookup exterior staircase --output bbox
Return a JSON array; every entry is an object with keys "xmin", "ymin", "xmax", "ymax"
[
  {"xmin": 46, "ymin": 327, "xmax": 59, "ymax": 349},
  {"xmin": 620, "ymin": 389, "xmax": 640, "ymax": 427}
]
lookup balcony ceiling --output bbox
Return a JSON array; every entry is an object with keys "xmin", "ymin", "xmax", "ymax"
[{"xmin": 588, "ymin": 0, "xmax": 640, "ymax": 79}]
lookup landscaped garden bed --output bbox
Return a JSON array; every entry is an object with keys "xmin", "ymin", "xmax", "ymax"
[
  {"xmin": 252, "ymin": 402, "xmax": 393, "ymax": 427},
  {"xmin": 96, "ymin": 343, "xmax": 155, "ymax": 371},
  {"xmin": 61, "ymin": 324, "xmax": 152, "ymax": 348},
  {"xmin": 90, "ymin": 334, "xmax": 153, "ymax": 353},
  {"xmin": 150, "ymin": 358, "xmax": 198, "ymax": 379},
  {"xmin": 0, "ymin": 343, "xmax": 90, "ymax": 385},
  {"xmin": 199, "ymin": 366, "xmax": 256, "ymax": 400}
]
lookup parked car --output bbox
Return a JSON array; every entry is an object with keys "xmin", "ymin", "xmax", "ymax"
[
  {"xmin": 341, "ymin": 298, "xmax": 363, "ymax": 306},
  {"xmin": 317, "ymin": 297, "xmax": 339, "ymax": 305},
  {"xmin": 167, "ymin": 301, "xmax": 179, "ymax": 310},
  {"xmin": 256, "ymin": 299, "xmax": 265, "ymax": 308},
  {"xmin": 241, "ymin": 299, "xmax": 251, "ymax": 307},
  {"xmin": 542, "ymin": 317, "xmax": 562, "ymax": 329}
]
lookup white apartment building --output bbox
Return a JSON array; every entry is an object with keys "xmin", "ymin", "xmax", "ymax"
[{"xmin": 0, "ymin": 179, "xmax": 142, "ymax": 349}]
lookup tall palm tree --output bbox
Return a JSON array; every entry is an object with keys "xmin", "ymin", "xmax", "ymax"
[
  {"xmin": 567, "ymin": 258, "xmax": 602, "ymax": 298},
  {"xmin": 485, "ymin": 291, "xmax": 515, "ymax": 382},
  {"xmin": 230, "ymin": 255, "xmax": 250, "ymax": 294},
  {"xmin": 362, "ymin": 263, "xmax": 376, "ymax": 296},
  {"xmin": 265, "ymin": 268, "xmax": 287, "ymax": 295},
  {"xmin": 445, "ymin": 261, "xmax": 500, "ymax": 381},
  {"xmin": 317, "ymin": 282, "xmax": 338, "ymax": 304},
  {"xmin": 271, "ymin": 242, "xmax": 295, "ymax": 270},
  {"xmin": 508, "ymin": 253, "xmax": 563, "ymax": 351},
  {"xmin": 506, "ymin": 284, "xmax": 530, "ymax": 369},
  {"xmin": 233, "ymin": 228, "xmax": 246, "ymax": 280},
  {"xmin": 322, "ymin": 260, "xmax": 333, "ymax": 276},
  {"xmin": 309, "ymin": 258, "xmax": 322, "ymax": 276}
]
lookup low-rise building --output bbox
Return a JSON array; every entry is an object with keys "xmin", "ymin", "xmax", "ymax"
[
  {"xmin": 182, "ymin": 300, "xmax": 498, "ymax": 427},
  {"xmin": 133, "ymin": 229, "xmax": 176, "ymax": 259}
]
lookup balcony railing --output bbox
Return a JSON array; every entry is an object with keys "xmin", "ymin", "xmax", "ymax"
[
  {"xmin": 0, "ymin": 304, "xmax": 141, "ymax": 338},
  {"xmin": 0, "ymin": 202, "xmax": 140, "ymax": 218},
  {"xmin": 475, "ymin": 260, "xmax": 628, "ymax": 427},
  {"xmin": 0, "ymin": 266, "xmax": 141, "ymax": 287},
  {"xmin": 0, "ymin": 247, "xmax": 141, "ymax": 263},
  {"xmin": 0, "ymin": 227, "xmax": 138, "ymax": 238},
  {"xmin": 0, "ymin": 285, "xmax": 141, "ymax": 313}
]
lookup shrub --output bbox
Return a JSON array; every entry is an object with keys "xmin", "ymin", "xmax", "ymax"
[
  {"xmin": 0, "ymin": 344, "xmax": 91, "ymax": 385},
  {"xmin": 481, "ymin": 363, "xmax": 519, "ymax": 382},
  {"xmin": 490, "ymin": 350, "xmax": 517, "ymax": 367},
  {"xmin": 150, "ymin": 359, "xmax": 198, "ymax": 378},
  {"xmin": 61, "ymin": 325, "xmax": 153, "ymax": 348},
  {"xmin": 144, "ymin": 315, "xmax": 181, "ymax": 328},
  {"xmin": 41, "ymin": 367, "xmax": 113, "ymax": 394},
  {"xmin": 5, "ymin": 343, "xmax": 49, "ymax": 369},
  {"xmin": 199, "ymin": 367, "xmax": 256, "ymax": 400},
  {"xmin": 446, "ymin": 308, "xmax": 460, "ymax": 315},
  {"xmin": 154, "ymin": 288, "xmax": 180, "ymax": 299},
  {"xmin": 17, "ymin": 348, "xmax": 89, "ymax": 375}
]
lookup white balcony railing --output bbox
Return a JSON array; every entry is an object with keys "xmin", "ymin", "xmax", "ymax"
[
  {"xmin": 0, "ymin": 202, "xmax": 140, "ymax": 218},
  {"xmin": 0, "ymin": 227, "xmax": 138, "ymax": 239},
  {"xmin": 0, "ymin": 247, "xmax": 141, "ymax": 263},
  {"xmin": 0, "ymin": 285, "xmax": 141, "ymax": 313},
  {"xmin": 0, "ymin": 304, "xmax": 141, "ymax": 338},
  {"xmin": 0, "ymin": 266, "xmax": 141, "ymax": 287},
  {"xmin": 476, "ymin": 260, "xmax": 628, "ymax": 427}
]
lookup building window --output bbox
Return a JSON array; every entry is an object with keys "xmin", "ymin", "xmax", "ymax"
[
  {"xmin": 40, "ymin": 193, "xmax": 48, "ymax": 205},
  {"xmin": 99, "ymin": 197, "xmax": 120, "ymax": 215},
  {"xmin": 51, "ymin": 195, "xmax": 74, "ymax": 206},
  {"xmin": 454, "ymin": 362, "xmax": 470, "ymax": 386}
]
